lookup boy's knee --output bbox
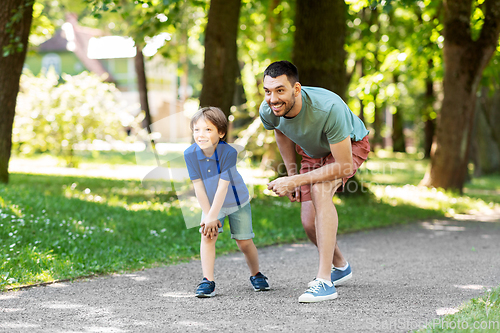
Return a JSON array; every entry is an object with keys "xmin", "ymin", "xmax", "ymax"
[
  {"xmin": 235, "ymin": 239, "xmax": 253, "ymax": 252},
  {"xmin": 201, "ymin": 234, "xmax": 218, "ymax": 243}
]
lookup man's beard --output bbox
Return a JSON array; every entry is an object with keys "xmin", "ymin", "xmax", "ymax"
[{"xmin": 271, "ymin": 96, "xmax": 296, "ymax": 118}]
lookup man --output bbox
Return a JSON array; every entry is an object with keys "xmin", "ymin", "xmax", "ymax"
[{"xmin": 259, "ymin": 60, "xmax": 370, "ymax": 303}]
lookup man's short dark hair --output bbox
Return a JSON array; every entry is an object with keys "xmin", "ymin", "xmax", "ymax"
[{"xmin": 263, "ymin": 60, "xmax": 299, "ymax": 85}]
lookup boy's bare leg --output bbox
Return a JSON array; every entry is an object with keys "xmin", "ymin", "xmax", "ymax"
[
  {"xmin": 301, "ymin": 198, "xmax": 347, "ymax": 268},
  {"xmin": 200, "ymin": 233, "xmax": 218, "ymax": 281},
  {"xmin": 235, "ymin": 239, "xmax": 260, "ymax": 276}
]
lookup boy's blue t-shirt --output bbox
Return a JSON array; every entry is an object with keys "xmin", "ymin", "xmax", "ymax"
[{"xmin": 183, "ymin": 141, "xmax": 249, "ymax": 208}]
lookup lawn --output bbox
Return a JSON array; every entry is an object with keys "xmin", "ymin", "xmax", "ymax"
[
  {"xmin": 1, "ymin": 151, "xmax": 499, "ymax": 295},
  {"xmin": 417, "ymin": 285, "xmax": 500, "ymax": 333}
]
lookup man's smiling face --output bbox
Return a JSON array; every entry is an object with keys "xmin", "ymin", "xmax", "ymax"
[{"xmin": 263, "ymin": 74, "xmax": 300, "ymax": 118}]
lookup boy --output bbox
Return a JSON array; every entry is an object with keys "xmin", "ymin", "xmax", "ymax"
[{"xmin": 184, "ymin": 106, "xmax": 270, "ymax": 298}]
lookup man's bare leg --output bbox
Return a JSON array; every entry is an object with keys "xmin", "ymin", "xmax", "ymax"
[
  {"xmin": 301, "ymin": 196, "xmax": 347, "ymax": 268},
  {"xmin": 305, "ymin": 180, "xmax": 342, "ymax": 280}
]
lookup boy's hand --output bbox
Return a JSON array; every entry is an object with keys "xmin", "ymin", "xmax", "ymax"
[
  {"xmin": 201, "ymin": 217, "xmax": 221, "ymax": 239},
  {"xmin": 285, "ymin": 188, "xmax": 301, "ymax": 202}
]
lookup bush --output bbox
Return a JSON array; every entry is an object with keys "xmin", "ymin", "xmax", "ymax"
[{"xmin": 13, "ymin": 70, "xmax": 137, "ymax": 166}]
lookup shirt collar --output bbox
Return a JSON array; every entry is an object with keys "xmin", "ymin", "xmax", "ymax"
[{"xmin": 196, "ymin": 141, "xmax": 225, "ymax": 160}]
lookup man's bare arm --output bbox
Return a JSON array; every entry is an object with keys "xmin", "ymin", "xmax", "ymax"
[
  {"xmin": 273, "ymin": 129, "xmax": 301, "ymax": 201},
  {"xmin": 268, "ymin": 136, "xmax": 353, "ymax": 196},
  {"xmin": 274, "ymin": 129, "xmax": 298, "ymax": 176}
]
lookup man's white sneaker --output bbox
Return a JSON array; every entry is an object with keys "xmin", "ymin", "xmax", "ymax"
[{"xmin": 298, "ymin": 279, "xmax": 338, "ymax": 303}]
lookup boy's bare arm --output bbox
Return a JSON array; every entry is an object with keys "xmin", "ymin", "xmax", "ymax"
[
  {"xmin": 203, "ymin": 179, "xmax": 230, "ymax": 239},
  {"xmin": 192, "ymin": 179, "xmax": 211, "ymax": 215}
]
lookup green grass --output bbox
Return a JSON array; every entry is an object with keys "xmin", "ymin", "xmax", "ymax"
[
  {"xmin": 1, "ymin": 151, "xmax": 499, "ymax": 294},
  {"xmin": 10, "ymin": 149, "xmax": 186, "ymax": 168},
  {"xmin": 417, "ymin": 285, "xmax": 500, "ymax": 333},
  {"xmin": 357, "ymin": 151, "xmax": 430, "ymax": 186}
]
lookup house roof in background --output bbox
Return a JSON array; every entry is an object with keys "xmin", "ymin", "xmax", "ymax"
[
  {"xmin": 87, "ymin": 36, "xmax": 137, "ymax": 59},
  {"xmin": 38, "ymin": 14, "xmax": 114, "ymax": 82}
]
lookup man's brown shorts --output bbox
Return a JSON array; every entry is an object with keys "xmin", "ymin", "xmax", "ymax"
[{"xmin": 296, "ymin": 135, "xmax": 370, "ymax": 202}]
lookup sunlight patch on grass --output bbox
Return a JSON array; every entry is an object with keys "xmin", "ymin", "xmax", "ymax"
[{"xmin": 372, "ymin": 184, "xmax": 498, "ymax": 216}]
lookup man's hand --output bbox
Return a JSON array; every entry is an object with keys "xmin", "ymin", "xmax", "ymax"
[{"xmin": 267, "ymin": 176, "xmax": 299, "ymax": 198}]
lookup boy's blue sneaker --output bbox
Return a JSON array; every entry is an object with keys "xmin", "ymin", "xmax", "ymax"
[
  {"xmin": 250, "ymin": 272, "xmax": 270, "ymax": 291},
  {"xmin": 298, "ymin": 279, "xmax": 338, "ymax": 303},
  {"xmin": 195, "ymin": 278, "xmax": 216, "ymax": 298},
  {"xmin": 331, "ymin": 263, "xmax": 352, "ymax": 286}
]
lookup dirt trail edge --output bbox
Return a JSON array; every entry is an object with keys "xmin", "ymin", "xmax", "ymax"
[{"xmin": 1, "ymin": 216, "xmax": 499, "ymax": 333}]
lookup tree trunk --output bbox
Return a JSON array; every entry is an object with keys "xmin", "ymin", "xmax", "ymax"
[
  {"xmin": 259, "ymin": 0, "xmax": 284, "ymax": 169},
  {"xmin": 422, "ymin": 0, "xmax": 500, "ymax": 192},
  {"xmin": 199, "ymin": 0, "xmax": 241, "ymax": 120},
  {"xmin": 180, "ymin": 29, "xmax": 189, "ymax": 105},
  {"xmin": 392, "ymin": 74, "xmax": 406, "ymax": 152},
  {"xmin": 266, "ymin": 0, "xmax": 282, "ymax": 45},
  {"xmin": 292, "ymin": 0, "xmax": 347, "ymax": 99},
  {"xmin": 423, "ymin": 118, "xmax": 435, "ymax": 158},
  {"xmin": 471, "ymin": 86, "xmax": 500, "ymax": 176},
  {"xmin": 372, "ymin": 99, "xmax": 383, "ymax": 149},
  {"xmin": 0, "ymin": 0, "xmax": 34, "ymax": 184},
  {"xmin": 392, "ymin": 108, "xmax": 406, "ymax": 152},
  {"xmin": 134, "ymin": 46, "xmax": 153, "ymax": 133},
  {"xmin": 357, "ymin": 59, "xmax": 366, "ymax": 124},
  {"xmin": 423, "ymin": 61, "xmax": 436, "ymax": 159},
  {"xmin": 293, "ymin": 0, "xmax": 369, "ymax": 196},
  {"xmin": 368, "ymin": 7, "xmax": 383, "ymax": 150}
]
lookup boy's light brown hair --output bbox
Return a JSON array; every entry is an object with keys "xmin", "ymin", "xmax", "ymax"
[{"xmin": 190, "ymin": 106, "xmax": 228, "ymax": 140}]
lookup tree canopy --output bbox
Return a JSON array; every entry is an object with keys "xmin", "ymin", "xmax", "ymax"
[{"xmin": 1, "ymin": 0, "xmax": 500, "ymax": 192}]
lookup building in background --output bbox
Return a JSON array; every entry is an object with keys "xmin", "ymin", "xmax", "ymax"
[{"xmin": 24, "ymin": 14, "xmax": 192, "ymax": 143}]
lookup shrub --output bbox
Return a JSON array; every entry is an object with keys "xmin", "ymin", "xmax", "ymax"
[{"xmin": 13, "ymin": 70, "xmax": 137, "ymax": 166}]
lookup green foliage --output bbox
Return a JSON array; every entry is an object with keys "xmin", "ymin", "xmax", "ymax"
[
  {"xmin": 238, "ymin": 0, "xmax": 295, "ymax": 114},
  {"xmin": 2, "ymin": 0, "xmax": 35, "ymax": 57},
  {"xmin": 28, "ymin": 2, "xmax": 55, "ymax": 47},
  {"xmin": 417, "ymin": 285, "xmax": 500, "ymax": 333},
  {"xmin": 83, "ymin": 0, "xmax": 185, "ymax": 46},
  {"xmin": 13, "ymin": 70, "xmax": 137, "ymax": 166}
]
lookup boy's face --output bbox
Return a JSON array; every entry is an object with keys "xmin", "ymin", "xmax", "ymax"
[{"xmin": 193, "ymin": 117, "xmax": 224, "ymax": 151}]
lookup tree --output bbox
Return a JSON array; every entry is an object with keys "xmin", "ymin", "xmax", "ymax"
[
  {"xmin": 292, "ymin": 0, "xmax": 371, "ymax": 195},
  {"xmin": 199, "ymin": 0, "xmax": 242, "ymax": 119},
  {"xmin": 421, "ymin": 0, "xmax": 500, "ymax": 192},
  {"xmin": 472, "ymin": 82, "xmax": 500, "ymax": 176},
  {"xmin": 0, "ymin": 0, "xmax": 34, "ymax": 184},
  {"xmin": 236, "ymin": 0, "xmax": 295, "ymax": 172},
  {"xmin": 134, "ymin": 46, "xmax": 153, "ymax": 131},
  {"xmin": 292, "ymin": 0, "xmax": 347, "ymax": 98}
]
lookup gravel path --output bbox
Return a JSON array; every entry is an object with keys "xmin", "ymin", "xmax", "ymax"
[{"xmin": 1, "ymin": 215, "xmax": 499, "ymax": 333}]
